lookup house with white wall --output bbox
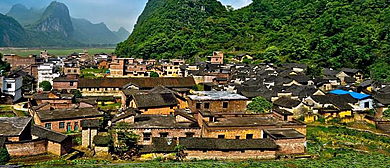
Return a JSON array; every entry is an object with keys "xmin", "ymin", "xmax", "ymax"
[
  {"xmin": 1, "ymin": 73, "xmax": 23, "ymax": 102},
  {"xmin": 38, "ymin": 63, "xmax": 60, "ymax": 87}
]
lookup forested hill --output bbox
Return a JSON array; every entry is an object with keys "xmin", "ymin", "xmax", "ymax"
[{"xmin": 116, "ymin": 0, "xmax": 390, "ymax": 80}]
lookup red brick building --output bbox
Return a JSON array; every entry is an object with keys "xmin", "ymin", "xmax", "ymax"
[
  {"xmin": 33, "ymin": 107, "xmax": 103, "ymax": 133},
  {"xmin": 53, "ymin": 77, "xmax": 78, "ymax": 91},
  {"xmin": 188, "ymin": 91, "xmax": 248, "ymax": 114}
]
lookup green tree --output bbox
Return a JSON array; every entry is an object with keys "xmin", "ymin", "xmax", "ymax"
[
  {"xmin": 384, "ymin": 108, "xmax": 390, "ymax": 118},
  {"xmin": 111, "ymin": 122, "xmax": 139, "ymax": 158},
  {"xmin": 71, "ymin": 89, "xmax": 82, "ymax": 98},
  {"xmin": 174, "ymin": 144, "xmax": 186, "ymax": 161},
  {"xmin": 39, "ymin": 81, "xmax": 52, "ymax": 91},
  {"xmin": 0, "ymin": 147, "xmax": 10, "ymax": 165},
  {"xmin": 0, "ymin": 53, "xmax": 10, "ymax": 74},
  {"xmin": 247, "ymin": 96, "xmax": 273, "ymax": 113},
  {"xmin": 150, "ymin": 72, "xmax": 159, "ymax": 77}
]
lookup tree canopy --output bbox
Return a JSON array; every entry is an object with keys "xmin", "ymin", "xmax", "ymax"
[
  {"xmin": 247, "ymin": 96, "xmax": 273, "ymax": 113},
  {"xmin": 116, "ymin": 0, "xmax": 390, "ymax": 81},
  {"xmin": 39, "ymin": 81, "xmax": 52, "ymax": 91}
]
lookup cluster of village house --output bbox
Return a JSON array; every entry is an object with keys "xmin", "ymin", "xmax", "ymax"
[{"xmin": 1, "ymin": 50, "xmax": 390, "ymax": 160}]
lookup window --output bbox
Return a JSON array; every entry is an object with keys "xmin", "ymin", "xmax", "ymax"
[
  {"xmin": 204, "ymin": 102, "xmax": 210, "ymax": 109},
  {"xmin": 143, "ymin": 133, "xmax": 151, "ymax": 141},
  {"xmin": 160, "ymin": 132, "xmax": 168, "ymax": 137},
  {"xmin": 196, "ymin": 103, "xmax": 201, "ymax": 109},
  {"xmin": 186, "ymin": 132, "xmax": 195, "ymax": 137},
  {"xmin": 170, "ymin": 106, "xmax": 173, "ymax": 109},
  {"xmin": 67, "ymin": 69, "xmax": 71, "ymax": 73},
  {"xmin": 70, "ymin": 82, "xmax": 74, "ymax": 86},
  {"xmin": 364, "ymin": 102, "xmax": 370, "ymax": 108},
  {"xmin": 218, "ymin": 134, "xmax": 225, "ymax": 139},
  {"xmin": 74, "ymin": 122, "xmax": 78, "ymax": 131},
  {"xmin": 246, "ymin": 134, "xmax": 253, "ymax": 139},
  {"xmin": 145, "ymin": 108, "xmax": 148, "ymax": 112},
  {"xmin": 74, "ymin": 69, "xmax": 77, "ymax": 73},
  {"xmin": 223, "ymin": 102, "xmax": 228, "ymax": 108},
  {"xmin": 45, "ymin": 123, "xmax": 52, "ymax": 129},
  {"xmin": 7, "ymin": 84, "xmax": 11, "ymax": 89},
  {"xmin": 235, "ymin": 136, "xmax": 240, "ymax": 139},
  {"xmin": 59, "ymin": 122, "xmax": 65, "ymax": 129}
]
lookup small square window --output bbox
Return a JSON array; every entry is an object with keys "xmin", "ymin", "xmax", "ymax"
[
  {"xmin": 143, "ymin": 133, "xmax": 151, "ymax": 141},
  {"xmin": 170, "ymin": 106, "xmax": 174, "ymax": 109},
  {"xmin": 186, "ymin": 132, "xmax": 195, "ymax": 137},
  {"xmin": 74, "ymin": 69, "xmax": 77, "ymax": 73},
  {"xmin": 218, "ymin": 134, "xmax": 225, "ymax": 139},
  {"xmin": 160, "ymin": 132, "xmax": 168, "ymax": 137},
  {"xmin": 67, "ymin": 69, "xmax": 71, "ymax": 73},
  {"xmin": 235, "ymin": 136, "xmax": 240, "ymax": 139},
  {"xmin": 246, "ymin": 134, "xmax": 253, "ymax": 139},
  {"xmin": 196, "ymin": 103, "xmax": 201, "ymax": 109},
  {"xmin": 223, "ymin": 102, "xmax": 228, "ymax": 108},
  {"xmin": 45, "ymin": 123, "xmax": 52, "ymax": 129},
  {"xmin": 7, "ymin": 84, "xmax": 12, "ymax": 89},
  {"xmin": 59, "ymin": 122, "xmax": 65, "ymax": 129},
  {"xmin": 70, "ymin": 82, "xmax": 74, "ymax": 86},
  {"xmin": 204, "ymin": 103, "xmax": 210, "ymax": 109}
]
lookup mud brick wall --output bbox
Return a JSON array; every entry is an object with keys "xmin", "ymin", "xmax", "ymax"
[
  {"xmin": 274, "ymin": 138, "xmax": 306, "ymax": 155},
  {"xmin": 184, "ymin": 150, "xmax": 276, "ymax": 160},
  {"xmin": 5, "ymin": 139, "xmax": 47, "ymax": 157}
]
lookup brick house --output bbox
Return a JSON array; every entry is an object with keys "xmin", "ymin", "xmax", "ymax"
[
  {"xmin": 78, "ymin": 77, "xmax": 195, "ymax": 97},
  {"xmin": 53, "ymin": 77, "xmax": 78, "ymax": 91},
  {"xmin": 3, "ymin": 54, "xmax": 43, "ymax": 70},
  {"xmin": 32, "ymin": 91, "xmax": 75, "ymax": 109},
  {"xmin": 263, "ymin": 128, "xmax": 306, "ymax": 155},
  {"xmin": 188, "ymin": 91, "xmax": 248, "ymax": 114},
  {"xmin": 33, "ymin": 107, "xmax": 104, "ymax": 133},
  {"xmin": 0, "ymin": 117, "xmax": 72, "ymax": 156},
  {"xmin": 128, "ymin": 93, "xmax": 179, "ymax": 115},
  {"xmin": 81, "ymin": 119, "xmax": 99, "ymax": 148},
  {"xmin": 196, "ymin": 112, "xmax": 307, "ymax": 139},
  {"xmin": 111, "ymin": 112, "xmax": 201, "ymax": 146},
  {"xmin": 179, "ymin": 138, "xmax": 277, "ymax": 160},
  {"xmin": 0, "ymin": 117, "xmax": 32, "ymax": 142},
  {"xmin": 207, "ymin": 51, "xmax": 224, "ymax": 65},
  {"xmin": 63, "ymin": 66, "xmax": 80, "ymax": 77}
]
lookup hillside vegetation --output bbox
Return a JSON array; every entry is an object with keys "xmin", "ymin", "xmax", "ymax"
[{"xmin": 116, "ymin": 0, "xmax": 390, "ymax": 80}]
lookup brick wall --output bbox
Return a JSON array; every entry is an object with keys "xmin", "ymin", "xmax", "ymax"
[
  {"xmin": 5, "ymin": 139, "xmax": 47, "ymax": 157},
  {"xmin": 188, "ymin": 99, "xmax": 247, "ymax": 113},
  {"xmin": 132, "ymin": 128, "xmax": 201, "ymax": 145},
  {"xmin": 47, "ymin": 139, "xmax": 72, "ymax": 156},
  {"xmin": 184, "ymin": 150, "xmax": 275, "ymax": 160},
  {"xmin": 274, "ymin": 138, "xmax": 306, "ymax": 155},
  {"xmin": 39, "ymin": 117, "xmax": 102, "ymax": 133},
  {"xmin": 53, "ymin": 81, "xmax": 78, "ymax": 91}
]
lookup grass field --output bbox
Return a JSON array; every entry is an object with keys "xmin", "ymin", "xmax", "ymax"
[{"xmin": 0, "ymin": 47, "xmax": 115, "ymax": 57}]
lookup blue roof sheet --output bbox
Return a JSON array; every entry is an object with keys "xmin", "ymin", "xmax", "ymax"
[{"xmin": 329, "ymin": 89, "xmax": 370, "ymax": 100}]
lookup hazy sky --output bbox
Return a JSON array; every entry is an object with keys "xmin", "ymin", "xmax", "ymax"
[{"xmin": 0, "ymin": 0, "xmax": 252, "ymax": 32}]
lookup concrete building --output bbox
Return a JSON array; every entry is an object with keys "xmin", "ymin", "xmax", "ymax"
[
  {"xmin": 38, "ymin": 63, "xmax": 60, "ymax": 87},
  {"xmin": 1, "ymin": 73, "xmax": 23, "ymax": 102}
]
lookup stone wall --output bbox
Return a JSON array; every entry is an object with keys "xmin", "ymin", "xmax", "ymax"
[
  {"xmin": 82, "ymin": 128, "xmax": 98, "ymax": 148},
  {"xmin": 184, "ymin": 150, "xmax": 276, "ymax": 160},
  {"xmin": 5, "ymin": 139, "xmax": 47, "ymax": 157}
]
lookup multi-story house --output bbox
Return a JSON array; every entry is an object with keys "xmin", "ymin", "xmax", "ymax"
[
  {"xmin": 207, "ymin": 51, "xmax": 224, "ymax": 65},
  {"xmin": 38, "ymin": 63, "xmax": 60, "ymax": 86},
  {"xmin": 1, "ymin": 73, "xmax": 23, "ymax": 102}
]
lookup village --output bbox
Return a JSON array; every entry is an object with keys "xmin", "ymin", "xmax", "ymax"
[{"xmin": 0, "ymin": 50, "xmax": 389, "ymax": 164}]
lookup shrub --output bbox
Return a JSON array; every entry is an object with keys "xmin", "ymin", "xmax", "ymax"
[
  {"xmin": 247, "ymin": 97, "xmax": 273, "ymax": 113},
  {"xmin": 0, "ymin": 147, "xmax": 10, "ymax": 165},
  {"xmin": 39, "ymin": 81, "xmax": 52, "ymax": 91}
]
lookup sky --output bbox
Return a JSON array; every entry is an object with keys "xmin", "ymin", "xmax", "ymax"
[{"xmin": 0, "ymin": 0, "xmax": 252, "ymax": 32}]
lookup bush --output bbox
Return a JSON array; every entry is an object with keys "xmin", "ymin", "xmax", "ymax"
[
  {"xmin": 150, "ymin": 72, "xmax": 159, "ymax": 77},
  {"xmin": 247, "ymin": 97, "xmax": 273, "ymax": 113},
  {"xmin": 39, "ymin": 81, "xmax": 52, "ymax": 91},
  {"xmin": 0, "ymin": 147, "xmax": 10, "ymax": 165},
  {"xmin": 383, "ymin": 107, "xmax": 390, "ymax": 118}
]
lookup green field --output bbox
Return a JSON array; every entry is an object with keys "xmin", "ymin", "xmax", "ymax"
[{"xmin": 0, "ymin": 48, "xmax": 115, "ymax": 57}]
